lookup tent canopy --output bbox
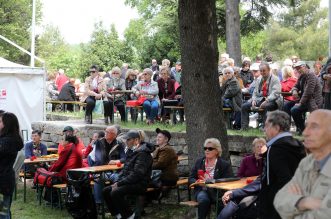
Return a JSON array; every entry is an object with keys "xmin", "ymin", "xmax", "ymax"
[{"xmin": 0, "ymin": 57, "xmax": 45, "ymax": 137}]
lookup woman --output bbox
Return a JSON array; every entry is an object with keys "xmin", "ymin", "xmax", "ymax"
[
  {"xmin": 0, "ymin": 111, "xmax": 24, "ymax": 218},
  {"xmin": 189, "ymin": 138, "xmax": 233, "ymax": 219},
  {"xmin": 157, "ymin": 68, "xmax": 176, "ymax": 121},
  {"xmin": 46, "ymin": 72, "xmax": 59, "ymax": 101},
  {"xmin": 221, "ymin": 67, "xmax": 242, "ymax": 129},
  {"xmin": 80, "ymin": 65, "xmax": 106, "ymax": 124},
  {"xmin": 237, "ymin": 138, "xmax": 265, "ymax": 177},
  {"xmin": 48, "ymin": 135, "xmax": 83, "ymax": 183},
  {"xmin": 240, "ymin": 60, "xmax": 253, "ymax": 87},
  {"xmin": 125, "ymin": 69, "xmax": 138, "ymax": 121},
  {"xmin": 132, "ymin": 68, "xmax": 159, "ymax": 125},
  {"xmin": 281, "ymin": 66, "xmax": 298, "ymax": 117},
  {"xmin": 152, "ymin": 128, "xmax": 178, "ymax": 186},
  {"xmin": 103, "ymin": 67, "xmax": 126, "ymax": 123}
]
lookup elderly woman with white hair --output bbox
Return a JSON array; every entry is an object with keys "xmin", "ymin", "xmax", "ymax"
[
  {"xmin": 103, "ymin": 66, "xmax": 127, "ymax": 124},
  {"xmin": 189, "ymin": 138, "xmax": 233, "ymax": 219},
  {"xmin": 132, "ymin": 68, "xmax": 160, "ymax": 124},
  {"xmin": 281, "ymin": 66, "xmax": 297, "ymax": 117},
  {"xmin": 221, "ymin": 67, "xmax": 242, "ymax": 129}
]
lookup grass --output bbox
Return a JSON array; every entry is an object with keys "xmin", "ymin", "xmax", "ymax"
[
  {"xmin": 12, "ymin": 181, "xmax": 196, "ymax": 219},
  {"xmin": 48, "ymin": 111, "xmax": 265, "ymax": 136}
]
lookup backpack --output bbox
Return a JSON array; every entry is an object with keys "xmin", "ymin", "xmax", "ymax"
[{"xmin": 65, "ymin": 171, "xmax": 97, "ymax": 219}]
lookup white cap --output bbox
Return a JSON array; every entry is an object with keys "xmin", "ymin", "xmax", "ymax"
[{"xmin": 250, "ymin": 63, "xmax": 260, "ymax": 71}]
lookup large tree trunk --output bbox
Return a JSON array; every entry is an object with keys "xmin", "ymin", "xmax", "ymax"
[
  {"xmin": 225, "ymin": 0, "xmax": 241, "ymax": 65},
  {"xmin": 178, "ymin": 0, "xmax": 230, "ymax": 167}
]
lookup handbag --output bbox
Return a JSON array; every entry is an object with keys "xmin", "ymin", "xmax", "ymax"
[
  {"xmin": 33, "ymin": 168, "xmax": 62, "ymax": 187},
  {"xmin": 126, "ymin": 96, "xmax": 147, "ymax": 107},
  {"xmin": 150, "ymin": 169, "xmax": 162, "ymax": 188},
  {"xmin": 93, "ymin": 99, "xmax": 104, "ymax": 114}
]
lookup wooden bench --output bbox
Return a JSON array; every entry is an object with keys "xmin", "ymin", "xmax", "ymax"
[
  {"xmin": 125, "ymin": 105, "xmax": 144, "ymax": 123},
  {"xmin": 164, "ymin": 106, "xmax": 184, "ymax": 124},
  {"xmin": 46, "ymin": 100, "xmax": 86, "ymax": 112}
]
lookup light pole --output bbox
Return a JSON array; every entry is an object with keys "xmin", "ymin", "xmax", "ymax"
[{"xmin": 31, "ymin": 0, "xmax": 36, "ymax": 67}]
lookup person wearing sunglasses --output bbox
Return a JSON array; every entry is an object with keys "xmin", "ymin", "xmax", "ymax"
[
  {"xmin": 189, "ymin": 138, "xmax": 233, "ymax": 219},
  {"xmin": 81, "ymin": 65, "xmax": 106, "ymax": 124}
]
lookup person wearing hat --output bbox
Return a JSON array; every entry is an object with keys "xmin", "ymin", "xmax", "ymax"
[
  {"xmin": 58, "ymin": 126, "xmax": 85, "ymax": 154},
  {"xmin": 132, "ymin": 68, "xmax": 160, "ymax": 125},
  {"xmin": 288, "ymin": 61, "xmax": 323, "ymax": 134},
  {"xmin": 189, "ymin": 138, "xmax": 233, "ymax": 219},
  {"xmin": 152, "ymin": 128, "xmax": 179, "ymax": 187},
  {"xmin": 103, "ymin": 130, "xmax": 154, "ymax": 219}
]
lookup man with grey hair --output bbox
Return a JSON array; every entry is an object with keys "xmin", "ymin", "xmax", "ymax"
[
  {"xmin": 274, "ymin": 109, "xmax": 331, "ymax": 219},
  {"xmin": 241, "ymin": 62, "xmax": 282, "ymax": 130}
]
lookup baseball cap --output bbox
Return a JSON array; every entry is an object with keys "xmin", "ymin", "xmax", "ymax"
[
  {"xmin": 63, "ymin": 126, "xmax": 74, "ymax": 132},
  {"xmin": 293, "ymin": 61, "xmax": 306, "ymax": 68},
  {"xmin": 123, "ymin": 130, "xmax": 140, "ymax": 140},
  {"xmin": 156, "ymin": 128, "xmax": 171, "ymax": 142}
]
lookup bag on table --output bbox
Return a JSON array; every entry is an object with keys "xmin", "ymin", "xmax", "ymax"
[
  {"xmin": 126, "ymin": 95, "xmax": 147, "ymax": 107},
  {"xmin": 33, "ymin": 168, "xmax": 62, "ymax": 187},
  {"xmin": 93, "ymin": 99, "xmax": 104, "ymax": 114}
]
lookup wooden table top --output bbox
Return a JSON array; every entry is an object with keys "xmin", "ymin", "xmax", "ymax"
[
  {"xmin": 206, "ymin": 176, "xmax": 258, "ymax": 190},
  {"xmin": 68, "ymin": 164, "xmax": 123, "ymax": 173},
  {"xmin": 47, "ymin": 148, "xmax": 58, "ymax": 152},
  {"xmin": 24, "ymin": 157, "xmax": 58, "ymax": 164},
  {"xmin": 110, "ymin": 90, "xmax": 134, "ymax": 94},
  {"xmin": 178, "ymin": 155, "xmax": 188, "ymax": 161}
]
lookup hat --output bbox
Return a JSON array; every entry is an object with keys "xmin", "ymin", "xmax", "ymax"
[
  {"xmin": 293, "ymin": 61, "xmax": 306, "ymax": 68},
  {"xmin": 156, "ymin": 128, "xmax": 171, "ymax": 142},
  {"xmin": 63, "ymin": 126, "xmax": 74, "ymax": 132},
  {"xmin": 250, "ymin": 63, "xmax": 260, "ymax": 71},
  {"xmin": 123, "ymin": 130, "xmax": 140, "ymax": 140}
]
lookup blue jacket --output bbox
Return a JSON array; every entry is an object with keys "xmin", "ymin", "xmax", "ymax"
[{"xmin": 24, "ymin": 141, "xmax": 47, "ymax": 158}]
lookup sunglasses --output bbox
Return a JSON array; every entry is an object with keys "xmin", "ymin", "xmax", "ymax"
[{"xmin": 204, "ymin": 147, "xmax": 216, "ymax": 151}]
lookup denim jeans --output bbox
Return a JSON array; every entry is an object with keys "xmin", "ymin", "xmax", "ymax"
[
  {"xmin": 291, "ymin": 104, "xmax": 308, "ymax": 132},
  {"xmin": 143, "ymin": 99, "xmax": 159, "ymax": 121},
  {"xmin": 0, "ymin": 194, "xmax": 12, "ymax": 219},
  {"xmin": 93, "ymin": 172, "xmax": 119, "ymax": 204},
  {"xmin": 196, "ymin": 190, "xmax": 211, "ymax": 219}
]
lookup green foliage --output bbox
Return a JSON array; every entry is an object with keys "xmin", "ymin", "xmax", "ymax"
[
  {"xmin": 0, "ymin": 0, "xmax": 42, "ymax": 65},
  {"xmin": 241, "ymin": 31, "xmax": 267, "ymax": 60}
]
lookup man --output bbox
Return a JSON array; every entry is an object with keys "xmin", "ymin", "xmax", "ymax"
[
  {"xmin": 274, "ymin": 109, "xmax": 331, "ymax": 219},
  {"xmin": 58, "ymin": 78, "xmax": 76, "ymax": 111},
  {"xmin": 170, "ymin": 61, "xmax": 182, "ymax": 84},
  {"xmin": 241, "ymin": 62, "xmax": 282, "ymax": 130},
  {"xmin": 57, "ymin": 126, "xmax": 84, "ymax": 154},
  {"xmin": 103, "ymin": 130, "xmax": 154, "ymax": 219},
  {"xmin": 286, "ymin": 61, "xmax": 323, "ymax": 134},
  {"xmin": 24, "ymin": 130, "xmax": 47, "ymax": 158},
  {"xmin": 220, "ymin": 111, "xmax": 305, "ymax": 219},
  {"xmin": 91, "ymin": 125, "xmax": 125, "ymax": 208}
]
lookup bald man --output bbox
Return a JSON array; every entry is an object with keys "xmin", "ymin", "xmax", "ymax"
[{"xmin": 274, "ymin": 109, "xmax": 331, "ymax": 219}]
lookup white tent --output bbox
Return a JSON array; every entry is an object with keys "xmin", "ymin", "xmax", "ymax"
[{"xmin": 0, "ymin": 57, "xmax": 45, "ymax": 137}]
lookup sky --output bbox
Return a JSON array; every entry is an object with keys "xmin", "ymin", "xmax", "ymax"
[
  {"xmin": 40, "ymin": 0, "xmax": 139, "ymax": 44},
  {"xmin": 40, "ymin": 0, "xmax": 329, "ymax": 45}
]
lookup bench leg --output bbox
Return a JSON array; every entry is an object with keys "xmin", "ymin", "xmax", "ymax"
[{"xmin": 177, "ymin": 186, "xmax": 181, "ymax": 204}]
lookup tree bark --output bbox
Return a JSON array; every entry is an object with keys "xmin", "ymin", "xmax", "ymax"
[
  {"xmin": 225, "ymin": 0, "xmax": 241, "ymax": 65},
  {"xmin": 178, "ymin": 0, "xmax": 230, "ymax": 167}
]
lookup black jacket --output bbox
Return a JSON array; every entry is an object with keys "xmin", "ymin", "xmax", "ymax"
[
  {"xmin": 58, "ymin": 82, "xmax": 76, "ymax": 101},
  {"xmin": 117, "ymin": 142, "xmax": 154, "ymax": 189},
  {"xmin": 94, "ymin": 138, "xmax": 125, "ymax": 166},
  {"xmin": 0, "ymin": 135, "xmax": 23, "ymax": 195},
  {"xmin": 260, "ymin": 135, "xmax": 305, "ymax": 219},
  {"xmin": 189, "ymin": 156, "xmax": 233, "ymax": 193}
]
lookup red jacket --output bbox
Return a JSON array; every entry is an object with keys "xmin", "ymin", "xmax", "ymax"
[
  {"xmin": 281, "ymin": 77, "xmax": 297, "ymax": 101},
  {"xmin": 58, "ymin": 138, "xmax": 85, "ymax": 154},
  {"xmin": 49, "ymin": 143, "xmax": 83, "ymax": 182},
  {"xmin": 157, "ymin": 78, "xmax": 176, "ymax": 100},
  {"xmin": 55, "ymin": 74, "xmax": 69, "ymax": 92}
]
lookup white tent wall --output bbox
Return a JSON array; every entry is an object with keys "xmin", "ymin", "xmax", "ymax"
[{"xmin": 0, "ymin": 59, "xmax": 45, "ymax": 138}]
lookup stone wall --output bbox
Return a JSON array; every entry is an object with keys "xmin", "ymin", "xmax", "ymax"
[{"xmin": 32, "ymin": 121, "xmax": 258, "ymax": 175}]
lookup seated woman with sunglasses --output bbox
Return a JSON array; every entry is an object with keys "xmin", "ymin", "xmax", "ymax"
[
  {"xmin": 189, "ymin": 138, "xmax": 233, "ymax": 219},
  {"xmin": 132, "ymin": 68, "xmax": 159, "ymax": 125}
]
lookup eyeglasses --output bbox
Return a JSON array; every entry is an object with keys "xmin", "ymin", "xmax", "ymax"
[
  {"xmin": 113, "ymin": 72, "xmax": 120, "ymax": 75},
  {"xmin": 204, "ymin": 147, "xmax": 216, "ymax": 151},
  {"xmin": 224, "ymin": 72, "xmax": 232, "ymax": 75}
]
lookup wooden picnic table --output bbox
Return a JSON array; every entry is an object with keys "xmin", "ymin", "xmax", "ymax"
[
  {"xmin": 23, "ymin": 157, "xmax": 58, "ymax": 202},
  {"xmin": 177, "ymin": 155, "xmax": 188, "ymax": 162},
  {"xmin": 108, "ymin": 90, "xmax": 134, "ymax": 123},
  {"xmin": 47, "ymin": 148, "xmax": 58, "ymax": 153}
]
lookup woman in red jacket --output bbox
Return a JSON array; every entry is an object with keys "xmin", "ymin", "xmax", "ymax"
[
  {"xmin": 49, "ymin": 135, "xmax": 83, "ymax": 183},
  {"xmin": 281, "ymin": 66, "xmax": 297, "ymax": 116}
]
